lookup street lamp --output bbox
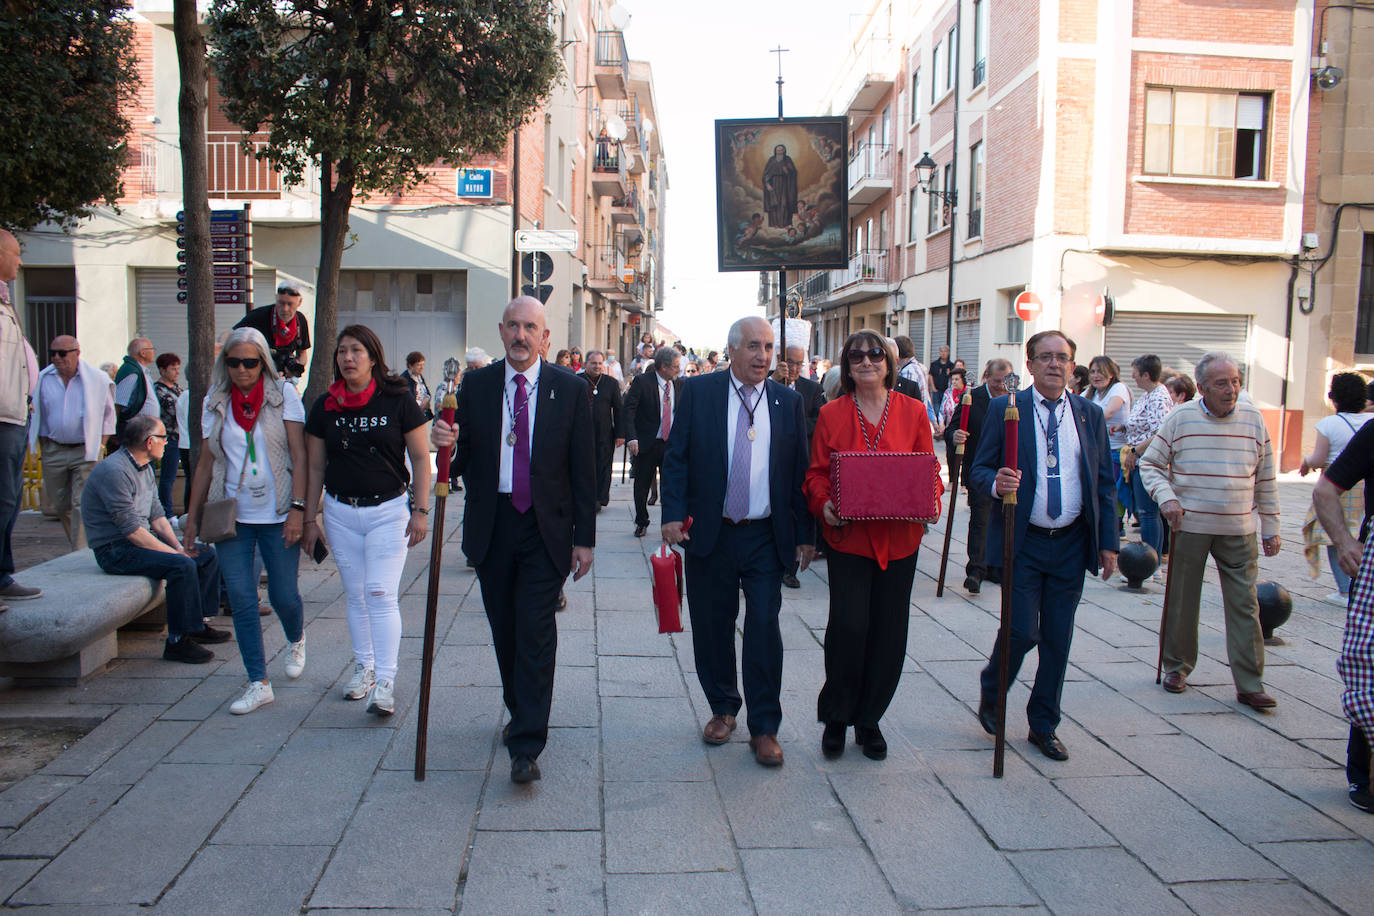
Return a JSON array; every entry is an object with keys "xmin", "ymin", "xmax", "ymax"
[{"xmin": 915, "ymin": 151, "xmax": 956, "ymax": 208}]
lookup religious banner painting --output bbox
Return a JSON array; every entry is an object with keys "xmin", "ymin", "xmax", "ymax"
[{"xmin": 714, "ymin": 116, "xmax": 849, "ymax": 272}]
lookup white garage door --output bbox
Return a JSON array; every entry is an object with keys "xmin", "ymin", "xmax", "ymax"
[
  {"xmin": 135, "ymin": 267, "xmax": 276, "ymax": 364},
  {"xmin": 1102, "ymin": 312, "xmax": 1250, "ymax": 398},
  {"xmin": 955, "ymin": 300, "xmax": 981, "ymax": 376},
  {"xmin": 337, "ymin": 270, "xmax": 469, "ymax": 374},
  {"xmin": 928, "ymin": 306, "xmax": 949, "ymax": 364}
]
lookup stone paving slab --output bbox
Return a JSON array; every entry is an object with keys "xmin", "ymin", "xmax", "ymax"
[
  {"xmin": 460, "ymin": 830, "xmax": 604, "ymax": 914},
  {"xmin": 151, "ymin": 843, "xmax": 330, "ymax": 915},
  {"xmin": 604, "ymin": 871, "xmax": 752, "ymax": 915},
  {"xmin": 1007, "ymin": 847, "xmax": 1192, "ymax": 916},
  {"xmin": 603, "ymin": 780, "xmax": 734, "ymax": 873},
  {"xmin": 0, "ymin": 781, "xmax": 128, "ymax": 858},
  {"xmin": 739, "ymin": 847, "xmax": 900, "ymax": 915}
]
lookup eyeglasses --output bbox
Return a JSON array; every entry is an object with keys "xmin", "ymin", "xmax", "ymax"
[
  {"xmin": 846, "ymin": 347, "xmax": 887, "ymax": 364},
  {"xmin": 148, "ymin": 434, "xmax": 168, "ymax": 441},
  {"xmin": 49, "ymin": 348, "xmax": 76, "ymax": 357},
  {"xmin": 276, "ymin": 285, "xmax": 302, "ymax": 297},
  {"xmin": 1032, "ymin": 352, "xmax": 1073, "ymax": 365},
  {"xmin": 224, "ymin": 357, "xmax": 262, "ymax": 370}
]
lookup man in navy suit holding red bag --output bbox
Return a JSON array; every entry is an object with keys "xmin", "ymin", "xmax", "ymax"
[
  {"xmin": 971, "ymin": 330, "xmax": 1118, "ymax": 762},
  {"xmin": 661, "ymin": 316, "xmax": 814, "ymax": 768}
]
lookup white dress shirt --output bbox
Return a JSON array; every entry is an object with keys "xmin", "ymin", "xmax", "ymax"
[
  {"xmin": 39, "ymin": 371, "xmax": 86, "ymax": 444},
  {"xmin": 724, "ymin": 373, "xmax": 772, "ymax": 520},
  {"xmin": 1028, "ymin": 387, "xmax": 1083, "ymax": 528},
  {"xmin": 498, "ymin": 360, "xmax": 542, "ymax": 494}
]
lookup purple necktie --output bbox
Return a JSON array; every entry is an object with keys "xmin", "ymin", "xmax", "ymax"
[
  {"xmin": 512, "ymin": 375, "xmax": 532, "ymax": 513},
  {"xmin": 724, "ymin": 388, "xmax": 754, "ymax": 522}
]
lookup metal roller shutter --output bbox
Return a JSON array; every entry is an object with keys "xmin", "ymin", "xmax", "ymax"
[
  {"xmin": 928, "ymin": 306, "xmax": 949, "ymax": 364},
  {"xmin": 1102, "ymin": 312, "xmax": 1250, "ymax": 398},
  {"xmin": 955, "ymin": 300, "xmax": 980, "ymax": 375},
  {"xmin": 907, "ymin": 310, "xmax": 926, "ymax": 360},
  {"xmin": 135, "ymin": 268, "xmax": 275, "ymax": 362}
]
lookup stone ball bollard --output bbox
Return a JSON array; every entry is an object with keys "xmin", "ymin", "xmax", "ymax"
[
  {"xmin": 1257, "ymin": 580, "xmax": 1293, "ymax": 642},
  {"xmin": 1118, "ymin": 541, "xmax": 1159, "ymax": 590}
]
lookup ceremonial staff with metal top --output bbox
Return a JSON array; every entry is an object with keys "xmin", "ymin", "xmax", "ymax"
[
  {"xmin": 936, "ymin": 389, "xmax": 973, "ymax": 596},
  {"xmin": 414, "ymin": 358, "xmax": 459, "ymax": 781},
  {"xmin": 993, "ymin": 374, "xmax": 1019, "ymax": 778}
]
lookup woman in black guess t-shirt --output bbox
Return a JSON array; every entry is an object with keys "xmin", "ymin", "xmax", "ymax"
[{"xmin": 303, "ymin": 325, "xmax": 431, "ymax": 716}]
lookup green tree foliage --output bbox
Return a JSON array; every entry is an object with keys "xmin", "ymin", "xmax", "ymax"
[
  {"xmin": 0, "ymin": 0, "xmax": 139, "ymax": 231},
  {"xmin": 207, "ymin": 0, "xmax": 561, "ymax": 400}
]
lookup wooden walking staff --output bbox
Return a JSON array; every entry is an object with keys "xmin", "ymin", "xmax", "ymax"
[
  {"xmin": 415, "ymin": 358, "xmax": 460, "ymax": 781},
  {"xmin": 936, "ymin": 390, "xmax": 974, "ymax": 596},
  {"xmin": 993, "ymin": 376, "xmax": 1020, "ymax": 778}
]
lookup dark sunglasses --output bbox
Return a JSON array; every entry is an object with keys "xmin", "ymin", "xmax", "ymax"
[
  {"xmin": 49, "ymin": 348, "xmax": 76, "ymax": 357},
  {"xmin": 276, "ymin": 285, "xmax": 302, "ymax": 297},
  {"xmin": 224, "ymin": 357, "xmax": 262, "ymax": 370},
  {"xmin": 846, "ymin": 347, "xmax": 887, "ymax": 364}
]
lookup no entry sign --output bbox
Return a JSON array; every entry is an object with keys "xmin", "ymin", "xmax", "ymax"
[{"xmin": 1014, "ymin": 290, "xmax": 1042, "ymax": 322}]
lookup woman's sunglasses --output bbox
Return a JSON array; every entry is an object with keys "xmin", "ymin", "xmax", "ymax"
[
  {"xmin": 225, "ymin": 357, "xmax": 261, "ymax": 370},
  {"xmin": 846, "ymin": 347, "xmax": 887, "ymax": 364}
]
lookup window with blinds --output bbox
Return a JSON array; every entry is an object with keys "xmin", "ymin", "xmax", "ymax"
[{"xmin": 1143, "ymin": 88, "xmax": 1270, "ymax": 181}]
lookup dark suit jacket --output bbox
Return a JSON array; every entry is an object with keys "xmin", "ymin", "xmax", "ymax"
[
  {"xmin": 943, "ymin": 383, "xmax": 992, "ymax": 477},
  {"xmin": 792, "ymin": 376, "xmax": 824, "ymax": 441},
  {"xmin": 624, "ymin": 370, "xmax": 682, "ymax": 444},
  {"xmin": 893, "ymin": 375, "xmax": 923, "ymax": 403},
  {"xmin": 661, "ymin": 371, "xmax": 813, "ymax": 569},
  {"xmin": 582, "ymin": 371, "xmax": 624, "ymax": 450},
  {"xmin": 450, "ymin": 358, "xmax": 597, "ymax": 577},
  {"xmin": 970, "ymin": 387, "xmax": 1118, "ymax": 574}
]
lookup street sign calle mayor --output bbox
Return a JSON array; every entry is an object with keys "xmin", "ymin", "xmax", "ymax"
[{"xmin": 456, "ymin": 168, "xmax": 493, "ymax": 198}]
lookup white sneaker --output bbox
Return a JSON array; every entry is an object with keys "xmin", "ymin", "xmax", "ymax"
[
  {"xmin": 285, "ymin": 635, "xmax": 306, "ymax": 679},
  {"xmin": 229, "ymin": 680, "xmax": 274, "ymax": 715},
  {"xmin": 1327, "ymin": 592, "xmax": 1350, "ymax": 606},
  {"xmin": 343, "ymin": 663, "xmax": 375, "ymax": 700},
  {"xmin": 367, "ymin": 678, "xmax": 395, "ymax": 716}
]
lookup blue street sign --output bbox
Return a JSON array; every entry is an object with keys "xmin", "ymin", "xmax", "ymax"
[{"xmin": 456, "ymin": 168, "xmax": 493, "ymax": 198}]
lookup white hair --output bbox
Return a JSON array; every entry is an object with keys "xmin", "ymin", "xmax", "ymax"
[
  {"xmin": 727, "ymin": 316, "xmax": 771, "ymax": 350},
  {"xmin": 210, "ymin": 327, "xmax": 280, "ymax": 394},
  {"xmin": 465, "ymin": 347, "xmax": 491, "ymax": 367},
  {"xmin": 1194, "ymin": 351, "xmax": 1237, "ymax": 387}
]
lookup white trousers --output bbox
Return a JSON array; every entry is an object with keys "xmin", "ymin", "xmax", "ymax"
[{"xmin": 323, "ymin": 493, "xmax": 410, "ymax": 682}]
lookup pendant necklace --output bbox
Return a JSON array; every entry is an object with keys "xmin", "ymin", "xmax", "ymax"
[
  {"xmin": 728, "ymin": 376, "xmax": 759, "ymax": 440},
  {"xmin": 504, "ymin": 377, "xmax": 538, "ymax": 447},
  {"xmin": 1034, "ymin": 396, "xmax": 1065, "ymax": 468},
  {"xmin": 853, "ymin": 392, "xmax": 892, "ymax": 452}
]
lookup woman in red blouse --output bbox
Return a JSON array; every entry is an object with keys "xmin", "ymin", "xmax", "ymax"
[{"xmin": 804, "ymin": 331, "xmax": 938, "ymax": 760}]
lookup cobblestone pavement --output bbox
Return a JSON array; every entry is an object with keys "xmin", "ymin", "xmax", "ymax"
[{"xmin": 0, "ymin": 469, "xmax": 1370, "ymax": 913}]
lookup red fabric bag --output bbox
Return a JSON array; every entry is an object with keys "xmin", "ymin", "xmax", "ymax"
[
  {"xmin": 830, "ymin": 451, "xmax": 942, "ymax": 522},
  {"xmin": 650, "ymin": 541, "xmax": 685, "ymax": 634}
]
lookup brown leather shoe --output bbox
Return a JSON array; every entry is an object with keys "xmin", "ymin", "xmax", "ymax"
[
  {"xmin": 1237, "ymin": 691, "xmax": 1277, "ymax": 710},
  {"xmin": 749, "ymin": 734, "xmax": 784, "ymax": 767},
  {"xmin": 1162, "ymin": 671, "xmax": 1187, "ymax": 694},
  {"xmin": 702, "ymin": 714, "xmax": 736, "ymax": 745}
]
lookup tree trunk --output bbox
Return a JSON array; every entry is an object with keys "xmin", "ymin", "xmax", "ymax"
[
  {"xmin": 174, "ymin": 0, "xmax": 211, "ymax": 474},
  {"xmin": 304, "ymin": 159, "xmax": 355, "ymax": 407}
]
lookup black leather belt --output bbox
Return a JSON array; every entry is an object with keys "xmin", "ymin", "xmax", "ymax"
[
  {"xmin": 326, "ymin": 487, "xmax": 406, "ymax": 508},
  {"xmin": 722, "ymin": 515, "xmax": 769, "ymax": 527},
  {"xmin": 40, "ymin": 437, "xmax": 83, "ymax": 447},
  {"xmin": 1027, "ymin": 520, "xmax": 1081, "ymax": 538}
]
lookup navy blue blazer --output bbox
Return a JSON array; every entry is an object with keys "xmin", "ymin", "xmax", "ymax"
[
  {"xmin": 660, "ymin": 371, "xmax": 813, "ymax": 569},
  {"xmin": 969, "ymin": 387, "xmax": 1119, "ymax": 574}
]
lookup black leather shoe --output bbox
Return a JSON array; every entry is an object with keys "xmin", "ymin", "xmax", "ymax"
[
  {"xmin": 964, "ymin": 576, "xmax": 981, "ymax": 594},
  {"xmin": 855, "ymin": 725, "xmax": 887, "ymax": 760},
  {"xmin": 1028, "ymin": 730, "xmax": 1069, "ymax": 761},
  {"xmin": 782, "ymin": 572, "xmax": 800, "ymax": 589},
  {"xmin": 634, "ymin": 525, "xmax": 647, "ymax": 537},
  {"xmin": 977, "ymin": 697, "xmax": 997, "ymax": 736},
  {"xmin": 188, "ymin": 625, "xmax": 232, "ymax": 644},
  {"xmin": 821, "ymin": 722, "xmax": 845, "ymax": 759},
  {"xmin": 511, "ymin": 755, "xmax": 541, "ymax": 783}
]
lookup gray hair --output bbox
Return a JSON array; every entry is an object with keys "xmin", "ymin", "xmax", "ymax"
[
  {"xmin": 821, "ymin": 365, "xmax": 843, "ymax": 401},
  {"xmin": 982, "ymin": 358, "xmax": 1013, "ymax": 379},
  {"xmin": 465, "ymin": 347, "xmax": 491, "ymax": 367},
  {"xmin": 726, "ymin": 316, "xmax": 771, "ymax": 350},
  {"xmin": 119, "ymin": 414, "xmax": 162, "ymax": 450},
  {"xmin": 1194, "ymin": 351, "xmax": 1237, "ymax": 387},
  {"xmin": 653, "ymin": 346, "xmax": 680, "ymax": 371},
  {"xmin": 210, "ymin": 327, "xmax": 280, "ymax": 394},
  {"xmin": 127, "ymin": 337, "xmax": 151, "ymax": 357}
]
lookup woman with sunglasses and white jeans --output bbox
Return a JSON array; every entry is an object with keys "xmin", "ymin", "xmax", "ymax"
[
  {"xmin": 183, "ymin": 327, "xmax": 308, "ymax": 714},
  {"xmin": 303, "ymin": 325, "xmax": 430, "ymax": 716}
]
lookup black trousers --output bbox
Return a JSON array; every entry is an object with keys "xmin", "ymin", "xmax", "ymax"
[
  {"xmin": 632, "ymin": 439, "xmax": 666, "ymax": 527},
  {"xmin": 818, "ymin": 546, "xmax": 918, "ymax": 727},
  {"xmin": 1349, "ymin": 724, "xmax": 1371, "ymax": 791},
  {"xmin": 965, "ymin": 483, "xmax": 992, "ymax": 581},
  {"xmin": 476, "ymin": 496, "xmax": 562, "ymax": 759},
  {"xmin": 684, "ymin": 520, "xmax": 785, "ymax": 735},
  {"xmin": 595, "ymin": 440, "xmax": 615, "ymax": 505}
]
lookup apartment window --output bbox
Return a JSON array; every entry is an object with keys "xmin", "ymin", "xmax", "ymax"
[
  {"xmin": 1003, "ymin": 289, "xmax": 1025, "ymax": 344},
  {"xmin": 1359, "ymin": 234, "xmax": 1374, "ymax": 354},
  {"xmin": 927, "ymin": 165, "xmax": 951, "ymax": 233},
  {"xmin": 878, "ymin": 207, "xmax": 889, "ymax": 250},
  {"xmin": 1144, "ymin": 88, "xmax": 1270, "ymax": 180},
  {"xmin": 911, "ymin": 70, "xmax": 920, "ymax": 123},
  {"xmin": 880, "ymin": 106, "xmax": 890, "ymax": 148},
  {"xmin": 968, "ymin": 141, "xmax": 984, "ymax": 237},
  {"xmin": 909, "ymin": 188, "xmax": 920, "ymax": 241},
  {"xmin": 865, "ymin": 217, "xmax": 874, "ymax": 251},
  {"xmin": 972, "ymin": 0, "xmax": 988, "ymax": 87},
  {"xmin": 945, "ymin": 27, "xmax": 957, "ymax": 92},
  {"xmin": 557, "ymin": 140, "xmax": 567, "ymax": 201},
  {"xmin": 931, "ymin": 40, "xmax": 942, "ymax": 103}
]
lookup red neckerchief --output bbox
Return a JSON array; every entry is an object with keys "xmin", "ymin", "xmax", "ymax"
[
  {"xmin": 325, "ymin": 378, "xmax": 376, "ymax": 412},
  {"xmin": 230, "ymin": 378, "xmax": 265, "ymax": 432},
  {"xmin": 272, "ymin": 312, "xmax": 298, "ymax": 348}
]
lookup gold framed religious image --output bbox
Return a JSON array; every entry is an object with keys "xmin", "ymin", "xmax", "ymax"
[{"xmin": 714, "ymin": 116, "xmax": 849, "ymax": 272}]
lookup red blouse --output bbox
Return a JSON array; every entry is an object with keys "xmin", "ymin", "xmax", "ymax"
[{"xmin": 804, "ymin": 391, "xmax": 940, "ymax": 569}]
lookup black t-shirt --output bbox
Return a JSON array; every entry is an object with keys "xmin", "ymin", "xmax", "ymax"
[
  {"xmin": 305, "ymin": 388, "xmax": 426, "ymax": 498},
  {"xmin": 1326, "ymin": 419, "xmax": 1374, "ymax": 524},
  {"xmin": 930, "ymin": 358, "xmax": 955, "ymax": 394},
  {"xmin": 236, "ymin": 305, "xmax": 312, "ymax": 376}
]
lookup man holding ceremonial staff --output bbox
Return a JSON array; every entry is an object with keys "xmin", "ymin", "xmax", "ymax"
[{"xmin": 971, "ymin": 331, "xmax": 1118, "ymax": 762}]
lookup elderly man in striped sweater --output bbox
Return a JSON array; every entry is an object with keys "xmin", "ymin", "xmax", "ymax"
[{"xmin": 1139, "ymin": 352, "xmax": 1281, "ymax": 709}]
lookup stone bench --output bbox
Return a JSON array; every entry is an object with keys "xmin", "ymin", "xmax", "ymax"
[{"xmin": 0, "ymin": 549, "xmax": 166, "ymax": 685}]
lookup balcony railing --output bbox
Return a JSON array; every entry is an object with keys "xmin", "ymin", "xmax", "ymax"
[
  {"xmin": 848, "ymin": 143, "xmax": 893, "ymax": 186},
  {"xmin": 968, "ymin": 208, "xmax": 982, "ymax": 239},
  {"xmin": 596, "ymin": 30, "xmax": 628, "ymax": 77},
  {"xmin": 593, "ymin": 137, "xmax": 623, "ymax": 174},
  {"xmin": 804, "ymin": 271, "xmax": 831, "ymax": 303},
  {"xmin": 973, "ymin": 58, "xmax": 987, "ymax": 88},
  {"xmin": 588, "ymin": 243, "xmax": 631, "ymax": 293},
  {"xmin": 830, "ymin": 249, "xmax": 889, "ymax": 290},
  {"xmin": 613, "ymin": 189, "xmax": 644, "ymax": 227},
  {"xmin": 138, "ymin": 131, "xmax": 295, "ymax": 199},
  {"xmin": 618, "ymin": 96, "xmax": 642, "ymax": 139}
]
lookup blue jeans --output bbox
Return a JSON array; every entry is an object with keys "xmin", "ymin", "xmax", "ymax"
[
  {"xmin": 92, "ymin": 539, "xmax": 219, "ymax": 637},
  {"xmin": 0, "ymin": 420, "xmax": 25, "ymax": 588},
  {"xmin": 1329, "ymin": 546, "xmax": 1353, "ymax": 596},
  {"xmin": 158, "ymin": 433, "xmax": 179, "ymax": 519},
  {"xmin": 1131, "ymin": 468, "xmax": 1163, "ymax": 556},
  {"xmin": 216, "ymin": 522, "xmax": 303, "ymax": 682}
]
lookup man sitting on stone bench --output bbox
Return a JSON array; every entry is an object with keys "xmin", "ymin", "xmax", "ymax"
[{"xmin": 81, "ymin": 414, "xmax": 230, "ymax": 663}]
